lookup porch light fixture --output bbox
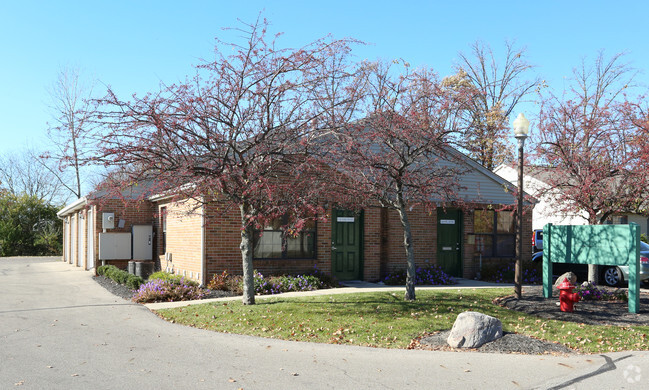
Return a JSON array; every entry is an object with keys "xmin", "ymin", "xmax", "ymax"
[{"xmin": 513, "ymin": 113, "xmax": 529, "ymax": 299}]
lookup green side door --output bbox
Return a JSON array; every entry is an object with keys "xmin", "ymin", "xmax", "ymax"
[
  {"xmin": 437, "ymin": 208, "xmax": 462, "ymax": 277},
  {"xmin": 331, "ymin": 209, "xmax": 362, "ymax": 280}
]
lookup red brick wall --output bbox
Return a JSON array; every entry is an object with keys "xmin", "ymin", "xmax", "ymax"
[
  {"xmin": 378, "ymin": 203, "xmax": 533, "ymax": 280},
  {"xmin": 149, "ymin": 198, "xmax": 534, "ymax": 284},
  {"xmin": 201, "ymin": 203, "xmax": 330, "ymax": 281},
  {"xmin": 156, "ymin": 198, "xmax": 204, "ymax": 283},
  {"xmin": 382, "ymin": 207, "xmax": 438, "ymax": 276},
  {"xmin": 363, "ymin": 207, "xmax": 382, "ymax": 281},
  {"xmin": 91, "ymin": 199, "xmax": 156, "ymax": 270}
]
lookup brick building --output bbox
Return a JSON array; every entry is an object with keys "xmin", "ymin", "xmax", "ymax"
[{"xmin": 59, "ymin": 151, "xmax": 533, "ymax": 284}]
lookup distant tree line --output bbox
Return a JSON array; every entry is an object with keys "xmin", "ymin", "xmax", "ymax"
[{"xmin": 0, "ymin": 191, "xmax": 61, "ymax": 256}]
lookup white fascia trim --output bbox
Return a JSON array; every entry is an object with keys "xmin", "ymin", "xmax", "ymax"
[
  {"xmin": 57, "ymin": 197, "xmax": 88, "ymax": 219},
  {"xmin": 148, "ymin": 183, "xmax": 198, "ymax": 202},
  {"xmin": 148, "ymin": 192, "xmax": 176, "ymax": 202}
]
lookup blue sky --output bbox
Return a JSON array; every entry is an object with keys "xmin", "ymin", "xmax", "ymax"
[{"xmin": 1, "ymin": 0, "xmax": 647, "ymax": 156}]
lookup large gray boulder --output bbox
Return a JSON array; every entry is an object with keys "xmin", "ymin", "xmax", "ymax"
[
  {"xmin": 553, "ymin": 272, "xmax": 577, "ymax": 289},
  {"xmin": 447, "ymin": 311, "xmax": 503, "ymax": 348}
]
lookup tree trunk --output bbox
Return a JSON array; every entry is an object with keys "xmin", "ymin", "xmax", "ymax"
[
  {"xmin": 587, "ymin": 214, "xmax": 599, "ymax": 284},
  {"xmin": 587, "ymin": 264, "xmax": 599, "ymax": 285},
  {"xmin": 239, "ymin": 203, "xmax": 255, "ymax": 305},
  {"xmin": 71, "ymin": 124, "xmax": 82, "ymax": 199},
  {"xmin": 396, "ymin": 204, "xmax": 416, "ymax": 301}
]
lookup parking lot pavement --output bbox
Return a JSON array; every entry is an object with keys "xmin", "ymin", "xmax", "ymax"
[{"xmin": 3, "ymin": 257, "xmax": 649, "ymax": 390}]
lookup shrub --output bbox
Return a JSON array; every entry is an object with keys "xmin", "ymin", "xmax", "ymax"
[
  {"xmin": 207, "ymin": 270, "xmax": 230, "ymax": 291},
  {"xmin": 253, "ymin": 270, "xmax": 329, "ymax": 295},
  {"xmin": 205, "ymin": 267, "xmax": 334, "ymax": 296},
  {"xmin": 148, "ymin": 271, "xmax": 199, "ymax": 286},
  {"xmin": 306, "ymin": 265, "xmax": 340, "ymax": 288},
  {"xmin": 114, "ymin": 270, "xmax": 129, "ymax": 285},
  {"xmin": 132, "ymin": 279, "xmax": 208, "ymax": 303},
  {"xmin": 126, "ymin": 274, "xmax": 145, "ymax": 290},
  {"xmin": 575, "ymin": 282, "xmax": 627, "ymax": 301},
  {"xmin": 97, "ymin": 265, "xmax": 143, "ymax": 290},
  {"xmin": 383, "ymin": 264, "xmax": 456, "ymax": 286},
  {"xmin": 97, "ymin": 265, "xmax": 111, "ymax": 276},
  {"xmin": 480, "ymin": 261, "xmax": 541, "ymax": 285},
  {"xmin": 101, "ymin": 265, "xmax": 119, "ymax": 278},
  {"xmin": 104, "ymin": 266, "xmax": 120, "ymax": 280},
  {"xmin": 226, "ymin": 275, "xmax": 244, "ymax": 295}
]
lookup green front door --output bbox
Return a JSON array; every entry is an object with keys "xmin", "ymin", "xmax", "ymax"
[
  {"xmin": 332, "ymin": 209, "xmax": 362, "ymax": 280},
  {"xmin": 437, "ymin": 208, "xmax": 462, "ymax": 277}
]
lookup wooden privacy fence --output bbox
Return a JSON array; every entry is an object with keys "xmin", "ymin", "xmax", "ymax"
[{"xmin": 543, "ymin": 223, "xmax": 640, "ymax": 313}]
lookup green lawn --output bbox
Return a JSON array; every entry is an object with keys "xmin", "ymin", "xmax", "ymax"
[{"xmin": 155, "ymin": 288, "xmax": 649, "ymax": 353}]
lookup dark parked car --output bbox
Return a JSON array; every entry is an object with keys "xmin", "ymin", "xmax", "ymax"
[{"xmin": 532, "ymin": 242, "xmax": 649, "ymax": 287}]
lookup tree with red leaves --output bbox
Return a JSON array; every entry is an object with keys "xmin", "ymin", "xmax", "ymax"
[
  {"xmin": 325, "ymin": 61, "xmax": 476, "ymax": 301},
  {"xmin": 535, "ymin": 52, "xmax": 647, "ymax": 283},
  {"xmin": 93, "ymin": 18, "xmax": 361, "ymax": 304}
]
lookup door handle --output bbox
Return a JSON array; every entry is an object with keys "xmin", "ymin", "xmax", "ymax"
[{"xmin": 332, "ymin": 246, "xmax": 337, "ymax": 251}]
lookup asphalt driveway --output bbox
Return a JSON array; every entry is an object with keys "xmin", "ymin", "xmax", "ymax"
[{"xmin": 2, "ymin": 257, "xmax": 649, "ymax": 389}]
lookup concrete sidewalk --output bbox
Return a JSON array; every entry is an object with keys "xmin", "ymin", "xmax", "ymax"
[{"xmin": 145, "ymin": 278, "xmax": 515, "ymax": 310}]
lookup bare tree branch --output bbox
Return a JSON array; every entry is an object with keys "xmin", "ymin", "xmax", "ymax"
[{"xmin": 450, "ymin": 41, "xmax": 541, "ymax": 169}]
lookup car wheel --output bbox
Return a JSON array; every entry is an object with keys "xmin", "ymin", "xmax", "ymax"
[{"xmin": 602, "ymin": 267, "xmax": 623, "ymax": 287}]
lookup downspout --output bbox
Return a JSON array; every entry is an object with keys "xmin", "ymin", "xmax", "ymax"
[{"xmin": 201, "ymin": 203, "xmax": 207, "ymax": 286}]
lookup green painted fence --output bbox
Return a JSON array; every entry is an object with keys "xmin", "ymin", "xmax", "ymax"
[{"xmin": 543, "ymin": 223, "xmax": 640, "ymax": 313}]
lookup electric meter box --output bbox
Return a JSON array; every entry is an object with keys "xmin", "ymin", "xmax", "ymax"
[{"xmin": 102, "ymin": 212, "xmax": 115, "ymax": 230}]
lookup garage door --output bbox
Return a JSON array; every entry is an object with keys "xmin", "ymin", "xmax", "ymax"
[
  {"xmin": 87, "ymin": 209, "xmax": 94, "ymax": 269},
  {"xmin": 77, "ymin": 214, "xmax": 84, "ymax": 267}
]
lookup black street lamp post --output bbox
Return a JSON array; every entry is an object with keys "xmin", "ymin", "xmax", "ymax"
[{"xmin": 513, "ymin": 113, "xmax": 529, "ymax": 299}]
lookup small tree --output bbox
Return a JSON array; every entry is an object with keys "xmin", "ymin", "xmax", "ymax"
[
  {"xmin": 536, "ymin": 52, "xmax": 644, "ymax": 283},
  {"xmin": 43, "ymin": 67, "xmax": 97, "ymax": 199},
  {"xmin": 326, "ymin": 62, "xmax": 475, "ymax": 300},
  {"xmin": 450, "ymin": 41, "xmax": 541, "ymax": 169},
  {"xmin": 93, "ymin": 18, "xmax": 360, "ymax": 304}
]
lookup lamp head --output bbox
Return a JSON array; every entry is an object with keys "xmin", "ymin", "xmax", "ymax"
[{"xmin": 513, "ymin": 113, "xmax": 530, "ymax": 138}]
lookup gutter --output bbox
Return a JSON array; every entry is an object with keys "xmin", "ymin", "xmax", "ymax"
[
  {"xmin": 148, "ymin": 192, "xmax": 176, "ymax": 202},
  {"xmin": 57, "ymin": 197, "xmax": 88, "ymax": 219},
  {"xmin": 148, "ymin": 183, "xmax": 198, "ymax": 203}
]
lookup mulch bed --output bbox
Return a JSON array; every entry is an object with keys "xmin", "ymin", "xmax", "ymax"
[
  {"xmin": 413, "ymin": 285, "xmax": 649, "ymax": 355},
  {"xmin": 496, "ymin": 285, "xmax": 649, "ymax": 327}
]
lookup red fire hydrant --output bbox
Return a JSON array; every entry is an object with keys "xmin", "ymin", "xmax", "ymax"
[{"xmin": 558, "ymin": 279, "xmax": 580, "ymax": 312}]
